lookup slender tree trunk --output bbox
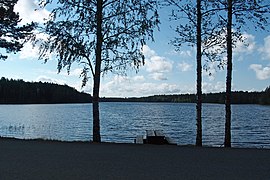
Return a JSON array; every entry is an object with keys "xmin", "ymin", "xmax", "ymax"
[
  {"xmin": 196, "ymin": 0, "xmax": 202, "ymax": 147},
  {"xmin": 225, "ymin": 0, "xmax": 232, "ymax": 148},
  {"xmin": 92, "ymin": 0, "xmax": 103, "ymax": 142}
]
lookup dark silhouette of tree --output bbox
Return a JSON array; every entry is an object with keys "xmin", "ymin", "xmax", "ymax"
[
  {"xmin": 37, "ymin": 0, "xmax": 159, "ymax": 142},
  {"xmin": 165, "ymin": 0, "xmax": 225, "ymax": 146},
  {"xmin": 225, "ymin": 0, "xmax": 233, "ymax": 148},
  {"xmin": 215, "ymin": 0, "xmax": 270, "ymax": 147},
  {"xmin": 195, "ymin": 0, "xmax": 202, "ymax": 147},
  {"xmin": 260, "ymin": 86, "xmax": 270, "ymax": 105},
  {"xmin": 0, "ymin": 0, "xmax": 35, "ymax": 60},
  {"xmin": 165, "ymin": 0, "xmax": 269, "ymax": 147}
]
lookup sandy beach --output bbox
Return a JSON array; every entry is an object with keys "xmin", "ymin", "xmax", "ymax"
[{"xmin": 0, "ymin": 138, "xmax": 269, "ymax": 180}]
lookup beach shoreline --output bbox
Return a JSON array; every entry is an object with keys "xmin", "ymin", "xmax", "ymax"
[{"xmin": 0, "ymin": 137, "xmax": 269, "ymax": 179}]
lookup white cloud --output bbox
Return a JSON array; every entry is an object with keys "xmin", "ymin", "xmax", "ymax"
[
  {"xmin": 259, "ymin": 35, "xmax": 270, "ymax": 60},
  {"xmin": 234, "ymin": 33, "xmax": 256, "ymax": 55},
  {"xmin": 150, "ymin": 73, "xmax": 168, "ymax": 81},
  {"xmin": 100, "ymin": 75, "xmax": 181, "ymax": 97},
  {"xmin": 19, "ymin": 32, "xmax": 50, "ymax": 60},
  {"xmin": 142, "ymin": 45, "xmax": 173, "ymax": 81},
  {"xmin": 14, "ymin": 0, "xmax": 50, "ymax": 24},
  {"xmin": 133, "ymin": 83, "xmax": 180, "ymax": 96},
  {"xmin": 69, "ymin": 68, "xmax": 83, "ymax": 77},
  {"xmin": 203, "ymin": 60, "xmax": 225, "ymax": 81},
  {"xmin": 145, "ymin": 55, "xmax": 173, "ymax": 73},
  {"xmin": 35, "ymin": 75, "xmax": 66, "ymax": 85},
  {"xmin": 155, "ymin": 83, "xmax": 181, "ymax": 94},
  {"xmin": 35, "ymin": 75, "xmax": 90, "ymax": 93},
  {"xmin": 250, "ymin": 64, "xmax": 270, "ymax": 80},
  {"xmin": 100, "ymin": 76, "xmax": 132, "ymax": 97},
  {"xmin": 178, "ymin": 62, "xmax": 193, "ymax": 72},
  {"xmin": 19, "ymin": 42, "xmax": 40, "ymax": 59},
  {"xmin": 169, "ymin": 50, "xmax": 193, "ymax": 57},
  {"xmin": 132, "ymin": 75, "xmax": 145, "ymax": 81},
  {"xmin": 142, "ymin": 45, "xmax": 156, "ymax": 58},
  {"xmin": 202, "ymin": 81, "xmax": 226, "ymax": 93}
]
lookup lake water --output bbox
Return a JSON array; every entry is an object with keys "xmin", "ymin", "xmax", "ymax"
[{"xmin": 0, "ymin": 103, "xmax": 269, "ymax": 148}]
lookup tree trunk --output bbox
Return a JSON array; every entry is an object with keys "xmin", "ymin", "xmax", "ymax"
[
  {"xmin": 92, "ymin": 0, "xmax": 103, "ymax": 143},
  {"xmin": 196, "ymin": 0, "xmax": 202, "ymax": 147},
  {"xmin": 225, "ymin": 0, "xmax": 232, "ymax": 148}
]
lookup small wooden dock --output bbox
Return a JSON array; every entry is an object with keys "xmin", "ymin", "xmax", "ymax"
[{"xmin": 135, "ymin": 130, "xmax": 176, "ymax": 145}]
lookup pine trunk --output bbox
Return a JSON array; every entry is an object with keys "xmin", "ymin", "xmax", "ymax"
[
  {"xmin": 196, "ymin": 0, "xmax": 202, "ymax": 147},
  {"xmin": 92, "ymin": 0, "xmax": 103, "ymax": 143},
  {"xmin": 225, "ymin": 0, "xmax": 232, "ymax": 148}
]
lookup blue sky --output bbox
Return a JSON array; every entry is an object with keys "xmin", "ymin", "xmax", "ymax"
[{"xmin": 1, "ymin": 0, "xmax": 270, "ymax": 97}]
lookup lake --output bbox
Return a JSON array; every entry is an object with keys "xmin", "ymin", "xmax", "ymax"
[{"xmin": 0, "ymin": 103, "xmax": 269, "ymax": 148}]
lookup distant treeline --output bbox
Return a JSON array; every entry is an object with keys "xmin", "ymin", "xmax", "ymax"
[
  {"xmin": 0, "ymin": 77, "xmax": 269, "ymax": 105},
  {"xmin": 0, "ymin": 77, "xmax": 91, "ymax": 104},
  {"xmin": 102, "ymin": 87, "xmax": 270, "ymax": 105}
]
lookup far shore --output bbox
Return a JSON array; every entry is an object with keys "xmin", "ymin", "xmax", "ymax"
[{"xmin": 0, "ymin": 137, "xmax": 269, "ymax": 180}]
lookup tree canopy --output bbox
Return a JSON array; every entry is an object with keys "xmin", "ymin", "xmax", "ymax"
[
  {"xmin": 37, "ymin": 0, "xmax": 159, "ymax": 85},
  {"xmin": 37, "ymin": 0, "xmax": 160, "ymax": 142},
  {"xmin": 0, "ymin": 0, "xmax": 35, "ymax": 60}
]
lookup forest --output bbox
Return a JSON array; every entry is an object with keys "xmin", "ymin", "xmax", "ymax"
[
  {"xmin": 123, "ymin": 90, "xmax": 270, "ymax": 105},
  {"xmin": 0, "ymin": 77, "xmax": 91, "ymax": 104},
  {"xmin": 103, "ymin": 87, "xmax": 270, "ymax": 105},
  {"xmin": 1, "ymin": 77, "xmax": 269, "ymax": 105}
]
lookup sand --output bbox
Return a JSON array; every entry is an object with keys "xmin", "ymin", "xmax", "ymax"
[{"xmin": 0, "ymin": 138, "xmax": 269, "ymax": 180}]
